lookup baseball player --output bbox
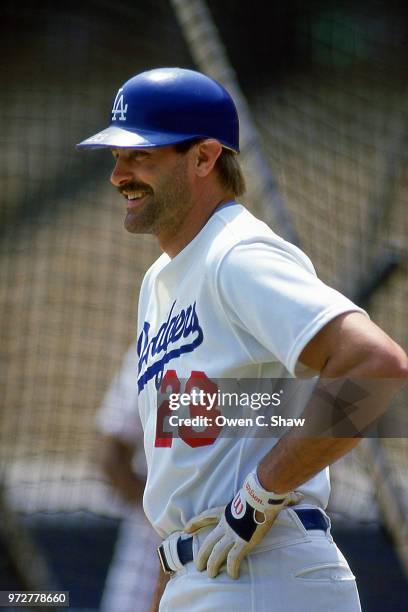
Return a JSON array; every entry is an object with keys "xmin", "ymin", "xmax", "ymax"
[
  {"xmin": 78, "ymin": 68, "xmax": 408, "ymax": 612},
  {"xmin": 96, "ymin": 341, "xmax": 159, "ymax": 612}
]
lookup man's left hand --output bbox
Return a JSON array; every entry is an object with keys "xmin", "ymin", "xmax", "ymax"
[{"xmin": 184, "ymin": 471, "xmax": 302, "ymax": 579}]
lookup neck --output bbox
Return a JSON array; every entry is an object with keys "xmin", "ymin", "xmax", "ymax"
[{"xmin": 159, "ymin": 189, "xmax": 235, "ymax": 258}]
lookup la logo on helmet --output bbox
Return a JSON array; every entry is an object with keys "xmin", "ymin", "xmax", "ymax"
[{"xmin": 112, "ymin": 88, "xmax": 128, "ymax": 121}]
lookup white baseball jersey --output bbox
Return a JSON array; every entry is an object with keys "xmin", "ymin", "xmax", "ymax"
[{"xmin": 136, "ymin": 203, "xmax": 366, "ymax": 538}]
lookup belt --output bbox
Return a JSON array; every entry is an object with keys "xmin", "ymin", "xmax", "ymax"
[{"xmin": 157, "ymin": 508, "xmax": 330, "ymax": 574}]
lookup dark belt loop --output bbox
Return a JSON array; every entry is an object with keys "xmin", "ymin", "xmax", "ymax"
[
  {"xmin": 293, "ymin": 508, "xmax": 330, "ymax": 531},
  {"xmin": 157, "ymin": 544, "xmax": 174, "ymax": 575}
]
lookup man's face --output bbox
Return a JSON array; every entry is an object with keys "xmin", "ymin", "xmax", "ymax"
[{"xmin": 110, "ymin": 146, "xmax": 194, "ymax": 237}]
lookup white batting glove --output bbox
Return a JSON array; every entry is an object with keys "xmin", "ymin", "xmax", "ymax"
[{"xmin": 184, "ymin": 471, "xmax": 303, "ymax": 579}]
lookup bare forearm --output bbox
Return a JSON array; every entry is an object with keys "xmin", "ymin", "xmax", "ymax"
[
  {"xmin": 257, "ymin": 374, "xmax": 406, "ymax": 494},
  {"xmin": 257, "ymin": 378, "xmax": 367, "ymax": 493},
  {"xmin": 99, "ymin": 436, "xmax": 145, "ymax": 504},
  {"xmin": 149, "ymin": 570, "xmax": 170, "ymax": 612},
  {"xmin": 107, "ymin": 469, "xmax": 145, "ymax": 505},
  {"xmin": 257, "ymin": 436, "xmax": 357, "ymax": 493}
]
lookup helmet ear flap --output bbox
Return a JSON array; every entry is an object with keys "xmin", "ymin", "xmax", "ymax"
[{"xmin": 77, "ymin": 68, "xmax": 240, "ymax": 153}]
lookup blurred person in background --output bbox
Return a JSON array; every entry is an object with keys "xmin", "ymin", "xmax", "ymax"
[{"xmin": 96, "ymin": 342, "xmax": 159, "ymax": 612}]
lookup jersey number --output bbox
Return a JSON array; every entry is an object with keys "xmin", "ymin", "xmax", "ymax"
[{"xmin": 155, "ymin": 370, "xmax": 222, "ymax": 448}]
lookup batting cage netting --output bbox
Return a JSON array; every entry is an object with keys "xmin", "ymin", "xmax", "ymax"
[{"xmin": 1, "ymin": 1, "xmax": 407, "ymax": 610}]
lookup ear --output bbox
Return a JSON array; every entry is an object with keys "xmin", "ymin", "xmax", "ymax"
[{"xmin": 194, "ymin": 140, "xmax": 223, "ymax": 177}]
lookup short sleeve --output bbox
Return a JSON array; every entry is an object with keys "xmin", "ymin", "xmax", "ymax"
[
  {"xmin": 217, "ymin": 241, "xmax": 367, "ymax": 376},
  {"xmin": 95, "ymin": 341, "xmax": 143, "ymax": 443}
]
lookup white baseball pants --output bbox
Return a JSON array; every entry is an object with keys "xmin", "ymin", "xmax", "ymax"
[{"xmin": 159, "ymin": 507, "xmax": 361, "ymax": 612}]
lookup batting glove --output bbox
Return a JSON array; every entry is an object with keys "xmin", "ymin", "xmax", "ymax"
[{"xmin": 184, "ymin": 471, "xmax": 303, "ymax": 579}]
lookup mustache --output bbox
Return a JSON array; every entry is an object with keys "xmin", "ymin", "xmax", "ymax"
[{"xmin": 118, "ymin": 181, "xmax": 153, "ymax": 196}]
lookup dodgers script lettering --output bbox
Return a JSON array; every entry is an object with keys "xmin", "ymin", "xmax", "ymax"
[{"xmin": 137, "ymin": 301, "xmax": 204, "ymax": 391}]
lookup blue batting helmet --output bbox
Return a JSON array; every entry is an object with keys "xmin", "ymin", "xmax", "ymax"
[{"xmin": 77, "ymin": 67, "xmax": 239, "ymax": 153}]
